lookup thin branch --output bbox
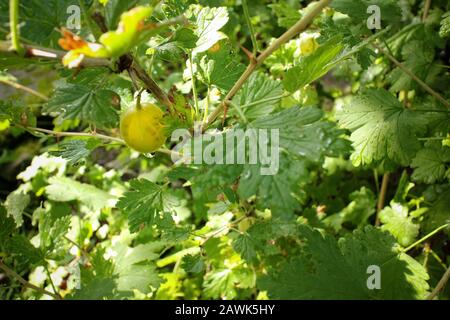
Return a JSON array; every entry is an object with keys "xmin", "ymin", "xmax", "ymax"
[
  {"xmin": 429, "ymin": 248, "xmax": 448, "ymax": 270},
  {"xmin": 403, "ymin": 224, "xmax": 449, "ymax": 253},
  {"xmin": 44, "ymin": 266, "xmax": 59, "ymax": 298},
  {"xmin": 375, "ymin": 173, "xmax": 389, "ymax": 226},
  {"xmin": 427, "ymin": 264, "xmax": 450, "ymax": 300},
  {"xmin": 9, "ymin": 0, "xmax": 23, "ymax": 55},
  {"xmin": 201, "ymin": 216, "xmax": 247, "ymax": 245},
  {"xmin": 242, "ymin": 0, "xmax": 259, "ymax": 55},
  {"xmin": 373, "ymin": 169, "xmax": 380, "ymax": 194},
  {"xmin": 203, "ymin": 86, "xmax": 211, "ymax": 123},
  {"xmin": 16, "ymin": 125, "xmax": 125, "ymax": 144},
  {"xmin": 155, "ymin": 147, "xmax": 182, "ymax": 158},
  {"xmin": 64, "ymin": 236, "xmax": 89, "ymax": 259},
  {"xmin": 127, "ymin": 68, "xmax": 139, "ymax": 91},
  {"xmin": 202, "ymin": 0, "xmax": 332, "ymax": 130},
  {"xmin": 229, "ymin": 101, "xmax": 248, "ymax": 124},
  {"xmin": 422, "ymin": 0, "xmax": 432, "ymax": 21},
  {"xmin": 373, "ymin": 43, "xmax": 450, "ymax": 109},
  {"xmin": 0, "ymin": 40, "xmax": 112, "ymax": 68},
  {"xmin": 0, "ymin": 260, "xmax": 62, "ymax": 300},
  {"xmin": 188, "ymin": 52, "xmax": 199, "ymax": 117},
  {"xmin": 334, "ymin": 27, "xmax": 391, "ymax": 64},
  {"xmin": 143, "ymin": 15, "xmax": 188, "ymax": 33},
  {"xmin": 0, "ymin": 78, "xmax": 48, "ymax": 101},
  {"xmin": 237, "ymin": 93, "xmax": 290, "ymax": 110},
  {"xmin": 16, "ymin": 125, "xmax": 177, "ymax": 157}
]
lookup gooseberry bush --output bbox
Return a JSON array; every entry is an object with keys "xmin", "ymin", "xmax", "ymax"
[{"xmin": 0, "ymin": 0, "xmax": 449, "ymax": 300}]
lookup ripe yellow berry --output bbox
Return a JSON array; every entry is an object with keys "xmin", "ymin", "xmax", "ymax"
[{"xmin": 120, "ymin": 103, "xmax": 167, "ymax": 153}]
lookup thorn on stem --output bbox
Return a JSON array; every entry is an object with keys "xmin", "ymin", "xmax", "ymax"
[
  {"xmin": 239, "ymin": 44, "xmax": 256, "ymax": 64},
  {"xmin": 221, "ymin": 101, "xmax": 231, "ymax": 126}
]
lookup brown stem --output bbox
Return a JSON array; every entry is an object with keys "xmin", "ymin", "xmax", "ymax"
[
  {"xmin": 202, "ymin": 0, "xmax": 332, "ymax": 130},
  {"xmin": 375, "ymin": 173, "xmax": 390, "ymax": 226},
  {"xmin": 422, "ymin": 0, "xmax": 432, "ymax": 21},
  {"xmin": 129, "ymin": 59, "xmax": 173, "ymax": 111},
  {"xmin": 374, "ymin": 43, "xmax": 450, "ymax": 109},
  {"xmin": 0, "ymin": 260, "xmax": 62, "ymax": 300},
  {"xmin": 427, "ymin": 264, "xmax": 450, "ymax": 300},
  {"xmin": 91, "ymin": 11, "xmax": 108, "ymax": 33}
]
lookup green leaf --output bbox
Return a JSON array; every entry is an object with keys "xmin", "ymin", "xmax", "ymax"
[
  {"xmin": 379, "ymin": 203, "xmax": 420, "ymax": 247},
  {"xmin": 71, "ymin": 249, "xmax": 117, "ymax": 300},
  {"xmin": 232, "ymin": 72, "xmax": 283, "ymax": 120},
  {"xmin": 0, "ymin": 0, "xmax": 85, "ymax": 48},
  {"xmin": 197, "ymin": 42, "xmax": 245, "ymax": 92},
  {"xmin": 203, "ymin": 269, "xmax": 237, "ymax": 299},
  {"xmin": 392, "ymin": 171, "xmax": 413, "ymax": 204},
  {"xmin": 99, "ymin": 6, "xmax": 153, "ymax": 58},
  {"xmin": 233, "ymin": 232, "xmax": 257, "ymax": 262},
  {"xmin": 49, "ymin": 139, "xmax": 102, "ymax": 165},
  {"xmin": 62, "ymin": 67, "xmax": 111, "ymax": 87},
  {"xmin": 269, "ymin": 3, "xmax": 301, "ymax": 29},
  {"xmin": 38, "ymin": 209, "xmax": 71, "ymax": 254},
  {"xmin": 189, "ymin": 165, "xmax": 243, "ymax": 219},
  {"xmin": 0, "ymin": 205, "xmax": 16, "ymax": 245},
  {"xmin": 263, "ymin": 39, "xmax": 298, "ymax": 76},
  {"xmin": 411, "ymin": 141, "xmax": 450, "ymax": 184},
  {"xmin": 237, "ymin": 107, "xmax": 350, "ymax": 218},
  {"xmin": 423, "ymin": 187, "xmax": 450, "ymax": 234},
  {"xmin": 171, "ymin": 27, "xmax": 199, "ymax": 50},
  {"xmin": 45, "ymin": 84, "xmax": 119, "ymax": 129},
  {"xmin": 181, "ymin": 254, "xmax": 205, "ymax": 274},
  {"xmin": 324, "ymin": 187, "xmax": 376, "ymax": 232},
  {"xmin": 331, "ymin": 0, "xmax": 401, "ymax": 24},
  {"xmin": 161, "ymin": 0, "xmax": 191, "ymax": 19},
  {"xmin": 239, "ymin": 219, "xmax": 299, "ymax": 260},
  {"xmin": 6, "ymin": 235, "xmax": 45, "ymax": 266},
  {"xmin": 238, "ymin": 154, "xmax": 309, "ymax": 219},
  {"xmin": 4, "ymin": 189, "xmax": 30, "ymax": 227},
  {"xmin": 251, "ymin": 106, "xmax": 349, "ymax": 162},
  {"xmin": 0, "ymin": 100, "xmax": 36, "ymax": 127},
  {"xmin": 439, "ymin": 12, "xmax": 450, "ymax": 38},
  {"xmin": 387, "ymin": 41, "xmax": 437, "ymax": 92},
  {"xmin": 337, "ymin": 89, "xmax": 426, "ymax": 166},
  {"xmin": 283, "ymin": 37, "xmax": 344, "ymax": 92},
  {"xmin": 72, "ymin": 241, "xmax": 163, "ymax": 298},
  {"xmin": 148, "ymin": 28, "xmax": 198, "ymax": 62},
  {"xmin": 259, "ymin": 225, "xmax": 429, "ymax": 299},
  {"xmin": 156, "ymin": 211, "xmax": 190, "ymax": 242},
  {"xmin": 187, "ymin": 5, "xmax": 229, "ymax": 54},
  {"xmin": 386, "ymin": 24, "xmax": 433, "ymax": 57},
  {"xmin": 116, "ymin": 179, "xmax": 167, "ymax": 233},
  {"xmin": 45, "ymin": 176, "xmax": 114, "ymax": 211},
  {"xmin": 111, "ymin": 241, "xmax": 164, "ymax": 294}
]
